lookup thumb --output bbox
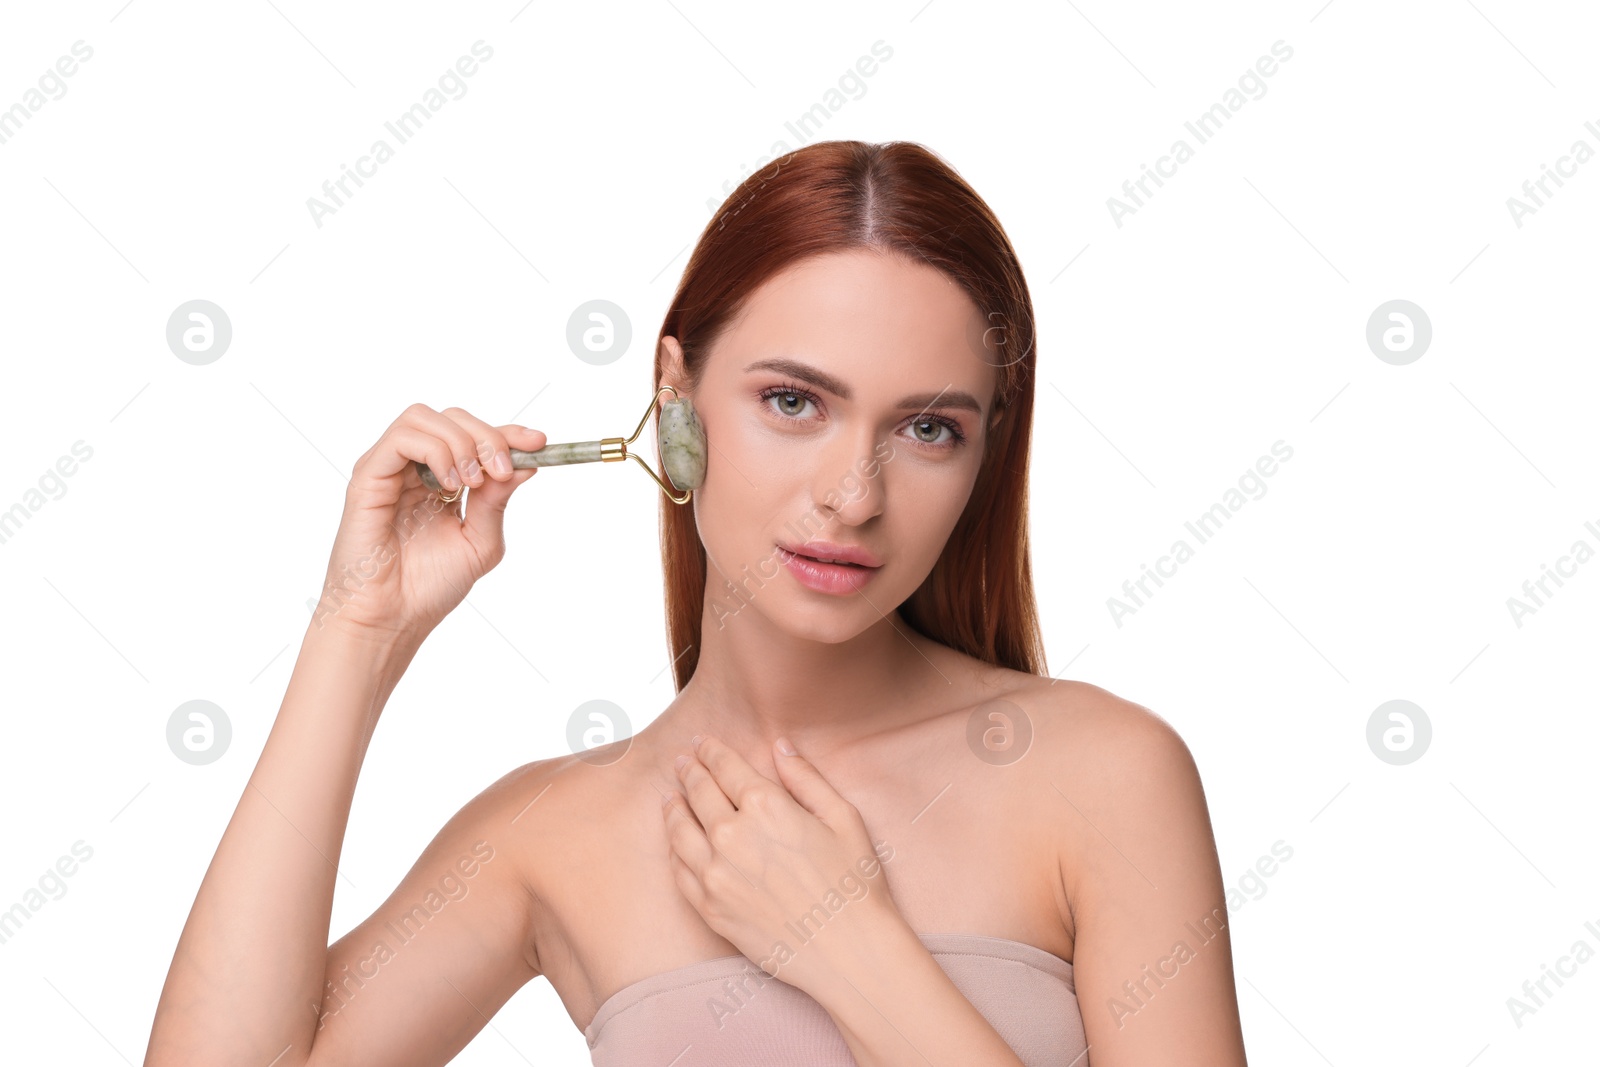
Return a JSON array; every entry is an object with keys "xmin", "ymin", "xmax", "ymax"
[
  {"xmin": 773, "ymin": 738, "xmax": 852, "ymax": 827},
  {"xmin": 460, "ymin": 466, "xmax": 536, "ymax": 559},
  {"xmin": 459, "ymin": 426, "xmax": 545, "ymax": 559}
]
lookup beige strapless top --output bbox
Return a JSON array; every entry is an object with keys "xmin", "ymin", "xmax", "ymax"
[{"xmin": 583, "ymin": 931, "xmax": 1089, "ymax": 1066}]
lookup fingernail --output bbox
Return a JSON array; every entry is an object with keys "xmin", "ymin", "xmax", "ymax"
[
  {"xmin": 776, "ymin": 737, "xmax": 796, "ymax": 756},
  {"xmin": 674, "ymin": 754, "xmax": 689, "ymax": 770},
  {"xmin": 690, "ymin": 734, "xmax": 703, "ymax": 748},
  {"xmin": 493, "ymin": 451, "xmax": 512, "ymax": 475}
]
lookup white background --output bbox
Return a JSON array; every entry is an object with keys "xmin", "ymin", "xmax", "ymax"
[{"xmin": 2, "ymin": 0, "xmax": 1597, "ymax": 1063}]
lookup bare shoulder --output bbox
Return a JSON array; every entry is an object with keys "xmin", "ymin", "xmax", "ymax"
[
  {"xmin": 918, "ymin": 639, "xmax": 1200, "ymax": 785},
  {"xmin": 467, "ymin": 742, "xmax": 650, "ymax": 970},
  {"xmin": 971, "ymin": 670, "xmax": 1212, "ymax": 845},
  {"xmin": 449, "ymin": 751, "xmax": 610, "ymax": 970},
  {"xmin": 983, "ymin": 672, "xmax": 1201, "ymax": 785},
  {"xmin": 912, "ymin": 636, "xmax": 1203, "ymax": 802},
  {"xmin": 997, "ymin": 674, "xmax": 1220, "ymax": 902},
  {"xmin": 934, "ymin": 652, "xmax": 1203, "ymax": 831}
]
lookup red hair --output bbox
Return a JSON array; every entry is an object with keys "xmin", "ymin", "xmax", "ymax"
[{"xmin": 654, "ymin": 140, "xmax": 1045, "ymax": 691}]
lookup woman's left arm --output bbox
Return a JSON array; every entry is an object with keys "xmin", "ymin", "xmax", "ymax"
[
  {"xmin": 663, "ymin": 734, "xmax": 1028, "ymax": 1067},
  {"xmin": 1052, "ymin": 688, "xmax": 1251, "ymax": 1067}
]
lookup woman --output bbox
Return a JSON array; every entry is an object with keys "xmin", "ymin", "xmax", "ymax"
[{"xmin": 146, "ymin": 140, "xmax": 1248, "ymax": 1066}]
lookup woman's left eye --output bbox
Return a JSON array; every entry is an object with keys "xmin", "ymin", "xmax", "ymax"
[{"xmin": 904, "ymin": 418, "xmax": 962, "ymax": 446}]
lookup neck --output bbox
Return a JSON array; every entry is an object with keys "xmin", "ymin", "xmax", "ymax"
[{"xmin": 662, "ymin": 588, "xmax": 946, "ymax": 774}]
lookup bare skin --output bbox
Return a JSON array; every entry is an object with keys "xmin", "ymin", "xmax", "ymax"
[
  {"xmin": 145, "ymin": 249, "xmax": 1247, "ymax": 1067},
  {"xmin": 537, "ymin": 653, "xmax": 1093, "ymax": 1030}
]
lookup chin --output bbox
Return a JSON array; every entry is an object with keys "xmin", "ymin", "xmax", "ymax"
[{"xmin": 756, "ymin": 597, "xmax": 879, "ymax": 644}]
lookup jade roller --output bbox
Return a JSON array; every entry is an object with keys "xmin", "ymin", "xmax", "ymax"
[{"xmin": 415, "ymin": 385, "xmax": 707, "ymax": 504}]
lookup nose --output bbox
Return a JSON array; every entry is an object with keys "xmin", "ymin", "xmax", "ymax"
[{"xmin": 811, "ymin": 426, "xmax": 886, "ymax": 526}]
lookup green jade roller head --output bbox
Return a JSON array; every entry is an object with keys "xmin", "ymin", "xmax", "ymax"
[{"xmin": 415, "ymin": 385, "xmax": 706, "ymax": 504}]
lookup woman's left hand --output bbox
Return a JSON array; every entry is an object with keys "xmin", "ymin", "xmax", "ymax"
[{"xmin": 661, "ymin": 734, "xmax": 903, "ymax": 988}]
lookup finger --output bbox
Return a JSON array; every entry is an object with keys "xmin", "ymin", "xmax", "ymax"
[
  {"xmin": 459, "ymin": 463, "xmax": 536, "ymax": 562},
  {"xmin": 462, "ymin": 425, "xmax": 546, "ymax": 500},
  {"xmin": 772, "ymin": 738, "xmax": 855, "ymax": 828},
  {"xmin": 676, "ymin": 753, "xmax": 736, "ymax": 826},
  {"xmin": 354, "ymin": 425, "xmax": 471, "ymax": 499},
  {"xmin": 665, "ymin": 849, "xmax": 706, "ymax": 912},
  {"xmin": 455, "ymin": 423, "xmax": 547, "ymax": 560},
  {"xmin": 694, "ymin": 735, "xmax": 781, "ymax": 812},
  {"xmin": 403, "ymin": 404, "xmax": 497, "ymax": 488},
  {"xmin": 352, "ymin": 405, "xmax": 476, "ymax": 492},
  {"xmin": 662, "ymin": 789, "xmax": 713, "ymax": 875},
  {"xmin": 504, "ymin": 423, "xmax": 548, "ymax": 456},
  {"xmin": 439, "ymin": 407, "xmax": 522, "ymax": 484}
]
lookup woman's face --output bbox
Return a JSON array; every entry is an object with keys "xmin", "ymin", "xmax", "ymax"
[{"xmin": 667, "ymin": 248, "xmax": 1002, "ymax": 643}]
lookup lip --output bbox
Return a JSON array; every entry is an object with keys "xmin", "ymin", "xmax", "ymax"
[
  {"xmin": 775, "ymin": 540, "xmax": 882, "ymax": 596},
  {"xmin": 777, "ymin": 540, "xmax": 883, "ymax": 568}
]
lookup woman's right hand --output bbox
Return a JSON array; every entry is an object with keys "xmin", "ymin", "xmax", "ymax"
[{"xmin": 311, "ymin": 403, "xmax": 547, "ymax": 643}]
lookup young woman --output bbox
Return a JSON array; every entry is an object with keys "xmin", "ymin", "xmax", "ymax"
[{"xmin": 147, "ymin": 140, "xmax": 1248, "ymax": 1067}]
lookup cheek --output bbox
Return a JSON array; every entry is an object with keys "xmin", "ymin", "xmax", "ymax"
[
  {"xmin": 690, "ymin": 417, "xmax": 788, "ymax": 567},
  {"xmin": 718, "ymin": 411, "xmax": 797, "ymax": 485},
  {"xmin": 701, "ymin": 403, "xmax": 812, "ymax": 511},
  {"xmin": 885, "ymin": 466, "xmax": 975, "ymax": 561}
]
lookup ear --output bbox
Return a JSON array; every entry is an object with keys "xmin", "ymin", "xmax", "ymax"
[{"xmin": 659, "ymin": 335, "xmax": 688, "ymax": 394}]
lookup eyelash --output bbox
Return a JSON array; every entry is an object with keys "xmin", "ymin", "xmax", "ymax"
[{"xmin": 756, "ymin": 381, "xmax": 969, "ymax": 448}]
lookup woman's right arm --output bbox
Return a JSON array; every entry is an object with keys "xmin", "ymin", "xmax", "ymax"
[{"xmin": 144, "ymin": 405, "xmax": 552, "ymax": 1067}]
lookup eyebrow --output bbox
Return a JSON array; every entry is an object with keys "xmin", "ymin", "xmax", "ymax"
[{"xmin": 742, "ymin": 357, "xmax": 984, "ymax": 415}]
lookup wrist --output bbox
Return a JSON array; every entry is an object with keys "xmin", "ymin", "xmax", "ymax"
[
  {"xmin": 790, "ymin": 902, "xmax": 917, "ymax": 1004},
  {"xmin": 301, "ymin": 616, "xmax": 422, "ymax": 695}
]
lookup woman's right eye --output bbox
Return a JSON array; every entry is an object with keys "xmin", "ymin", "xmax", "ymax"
[{"xmin": 761, "ymin": 387, "xmax": 819, "ymax": 420}]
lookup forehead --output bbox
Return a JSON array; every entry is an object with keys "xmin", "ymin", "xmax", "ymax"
[{"xmin": 711, "ymin": 249, "xmax": 998, "ymax": 405}]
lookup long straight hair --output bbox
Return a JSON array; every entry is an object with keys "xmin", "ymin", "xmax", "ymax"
[{"xmin": 654, "ymin": 140, "xmax": 1045, "ymax": 692}]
